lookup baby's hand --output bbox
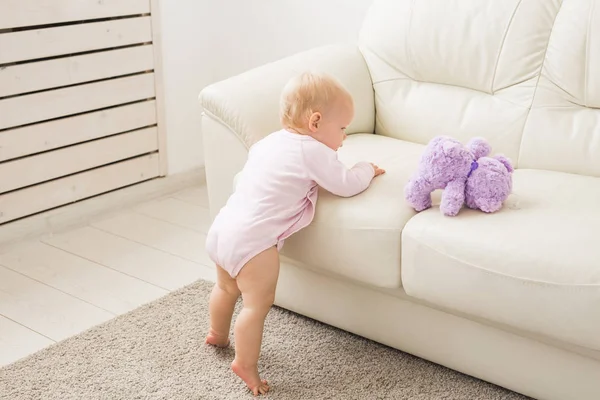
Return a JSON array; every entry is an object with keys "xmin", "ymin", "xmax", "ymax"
[{"xmin": 370, "ymin": 163, "xmax": 386, "ymax": 177}]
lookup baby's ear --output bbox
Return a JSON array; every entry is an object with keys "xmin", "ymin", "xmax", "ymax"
[
  {"xmin": 308, "ymin": 112, "xmax": 321, "ymax": 132},
  {"xmin": 495, "ymin": 155, "xmax": 514, "ymax": 173}
]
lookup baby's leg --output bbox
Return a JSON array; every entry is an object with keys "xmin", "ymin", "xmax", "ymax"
[
  {"xmin": 232, "ymin": 246, "xmax": 279, "ymax": 396},
  {"xmin": 476, "ymin": 198, "xmax": 504, "ymax": 213},
  {"xmin": 206, "ymin": 265, "xmax": 240, "ymax": 347}
]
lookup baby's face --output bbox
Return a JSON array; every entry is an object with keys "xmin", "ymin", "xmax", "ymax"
[{"xmin": 312, "ymin": 98, "xmax": 354, "ymax": 151}]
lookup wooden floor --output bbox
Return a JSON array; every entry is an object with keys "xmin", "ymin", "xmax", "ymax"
[{"xmin": 0, "ymin": 184, "xmax": 217, "ymax": 367}]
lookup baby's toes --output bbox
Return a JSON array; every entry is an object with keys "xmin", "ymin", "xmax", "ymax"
[
  {"xmin": 259, "ymin": 385, "xmax": 269, "ymax": 395},
  {"xmin": 258, "ymin": 381, "xmax": 270, "ymax": 395}
]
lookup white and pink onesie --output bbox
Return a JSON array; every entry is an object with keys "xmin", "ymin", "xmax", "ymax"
[{"xmin": 205, "ymin": 129, "xmax": 375, "ymax": 278}]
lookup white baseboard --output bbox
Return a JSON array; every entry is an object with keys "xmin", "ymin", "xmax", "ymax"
[{"xmin": 0, "ymin": 167, "xmax": 206, "ymax": 251}]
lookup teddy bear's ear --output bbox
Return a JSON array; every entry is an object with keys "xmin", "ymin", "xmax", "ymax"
[
  {"xmin": 442, "ymin": 140, "xmax": 461, "ymax": 155},
  {"xmin": 466, "ymin": 137, "xmax": 491, "ymax": 159},
  {"xmin": 495, "ymin": 155, "xmax": 514, "ymax": 173}
]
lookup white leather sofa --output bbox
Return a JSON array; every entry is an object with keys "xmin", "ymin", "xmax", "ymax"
[{"xmin": 198, "ymin": 0, "xmax": 600, "ymax": 399}]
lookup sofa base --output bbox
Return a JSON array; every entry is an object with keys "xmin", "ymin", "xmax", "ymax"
[{"xmin": 274, "ymin": 259, "xmax": 600, "ymax": 400}]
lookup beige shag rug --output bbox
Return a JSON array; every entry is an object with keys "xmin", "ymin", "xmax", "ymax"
[{"xmin": 0, "ymin": 280, "xmax": 529, "ymax": 399}]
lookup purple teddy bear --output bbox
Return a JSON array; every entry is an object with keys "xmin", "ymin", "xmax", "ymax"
[{"xmin": 404, "ymin": 136, "xmax": 514, "ymax": 216}]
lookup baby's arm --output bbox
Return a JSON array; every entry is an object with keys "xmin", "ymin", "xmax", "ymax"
[{"xmin": 302, "ymin": 141, "xmax": 377, "ymax": 197}]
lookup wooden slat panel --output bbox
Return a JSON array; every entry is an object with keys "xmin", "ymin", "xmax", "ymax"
[
  {"xmin": 0, "ymin": 17, "xmax": 152, "ymax": 64},
  {"xmin": 0, "ymin": 45, "xmax": 155, "ymax": 97},
  {"xmin": 0, "ymin": 101, "xmax": 157, "ymax": 162},
  {"xmin": 0, "ymin": 73, "xmax": 155, "ymax": 130},
  {"xmin": 0, "ymin": 153, "xmax": 159, "ymax": 227},
  {"xmin": 0, "ymin": 127, "xmax": 158, "ymax": 193},
  {"xmin": 150, "ymin": 0, "xmax": 168, "ymax": 176},
  {"xmin": 0, "ymin": 0, "xmax": 150, "ymax": 30}
]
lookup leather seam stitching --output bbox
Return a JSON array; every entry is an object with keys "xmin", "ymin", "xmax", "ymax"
[
  {"xmin": 407, "ymin": 236, "xmax": 600, "ymax": 288},
  {"xmin": 372, "ymin": 77, "xmax": 526, "ymax": 108},
  {"xmin": 406, "ymin": 0, "xmax": 417, "ymax": 80},
  {"xmin": 202, "ymin": 110, "xmax": 250, "ymax": 151},
  {"xmin": 490, "ymin": 0, "xmax": 523, "ymax": 95},
  {"xmin": 516, "ymin": 2, "xmax": 563, "ymax": 168},
  {"xmin": 584, "ymin": 1, "xmax": 594, "ymax": 108}
]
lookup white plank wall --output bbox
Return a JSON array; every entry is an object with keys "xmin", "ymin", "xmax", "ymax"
[
  {"xmin": 0, "ymin": 45, "xmax": 155, "ymax": 98},
  {"xmin": 0, "ymin": 74, "xmax": 156, "ymax": 130},
  {"xmin": 0, "ymin": 127, "xmax": 158, "ymax": 193},
  {"xmin": 149, "ymin": 0, "xmax": 168, "ymax": 176},
  {"xmin": 0, "ymin": 101, "xmax": 157, "ymax": 162},
  {"xmin": 0, "ymin": 1, "xmax": 166, "ymax": 224},
  {"xmin": 0, "ymin": 155, "xmax": 161, "ymax": 224},
  {"xmin": 0, "ymin": 17, "xmax": 153, "ymax": 64},
  {"xmin": 0, "ymin": 0, "xmax": 151, "ymax": 30}
]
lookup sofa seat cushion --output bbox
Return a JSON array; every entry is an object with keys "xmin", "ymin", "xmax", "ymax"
[
  {"xmin": 401, "ymin": 169, "xmax": 600, "ymax": 351},
  {"xmin": 281, "ymin": 134, "xmax": 423, "ymax": 289}
]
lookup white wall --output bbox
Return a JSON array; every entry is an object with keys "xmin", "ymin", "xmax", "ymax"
[{"xmin": 157, "ymin": 0, "xmax": 375, "ymax": 175}]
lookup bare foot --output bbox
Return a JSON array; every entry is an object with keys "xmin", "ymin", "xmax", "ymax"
[
  {"xmin": 205, "ymin": 329, "xmax": 230, "ymax": 348},
  {"xmin": 231, "ymin": 359, "xmax": 270, "ymax": 396}
]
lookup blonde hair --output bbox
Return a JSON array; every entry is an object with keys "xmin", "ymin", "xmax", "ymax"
[{"xmin": 279, "ymin": 71, "xmax": 353, "ymax": 130}]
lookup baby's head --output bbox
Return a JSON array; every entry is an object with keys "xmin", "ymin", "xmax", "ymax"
[{"xmin": 280, "ymin": 71, "xmax": 354, "ymax": 150}]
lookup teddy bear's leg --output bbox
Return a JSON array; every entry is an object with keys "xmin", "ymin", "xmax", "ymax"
[
  {"xmin": 404, "ymin": 176, "xmax": 433, "ymax": 211},
  {"xmin": 464, "ymin": 195, "xmax": 478, "ymax": 209},
  {"xmin": 476, "ymin": 199, "xmax": 504, "ymax": 213},
  {"xmin": 440, "ymin": 180, "xmax": 465, "ymax": 216}
]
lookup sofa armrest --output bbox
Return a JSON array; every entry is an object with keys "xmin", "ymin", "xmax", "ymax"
[{"xmin": 199, "ymin": 44, "xmax": 375, "ymax": 149}]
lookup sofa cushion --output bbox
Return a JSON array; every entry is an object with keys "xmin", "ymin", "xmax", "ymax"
[
  {"xmin": 519, "ymin": 0, "xmax": 600, "ymax": 177},
  {"xmin": 281, "ymin": 134, "xmax": 423, "ymax": 289},
  {"xmin": 357, "ymin": 0, "xmax": 560, "ymax": 163},
  {"xmin": 401, "ymin": 169, "xmax": 600, "ymax": 351}
]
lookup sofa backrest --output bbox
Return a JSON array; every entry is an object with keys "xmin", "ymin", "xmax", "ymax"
[
  {"xmin": 357, "ymin": 0, "xmax": 562, "ymax": 168},
  {"xmin": 519, "ymin": 0, "xmax": 600, "ymax": 176}
]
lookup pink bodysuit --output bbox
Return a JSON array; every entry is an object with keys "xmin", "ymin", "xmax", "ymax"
[{"xmin": 205, "ymin": 129, "xmax": 375, "ymax": 278}]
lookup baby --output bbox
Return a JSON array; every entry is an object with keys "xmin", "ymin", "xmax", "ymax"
[{"xmin": 204, "ymin": 71, "xmax": 385, "ymax": 396}]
